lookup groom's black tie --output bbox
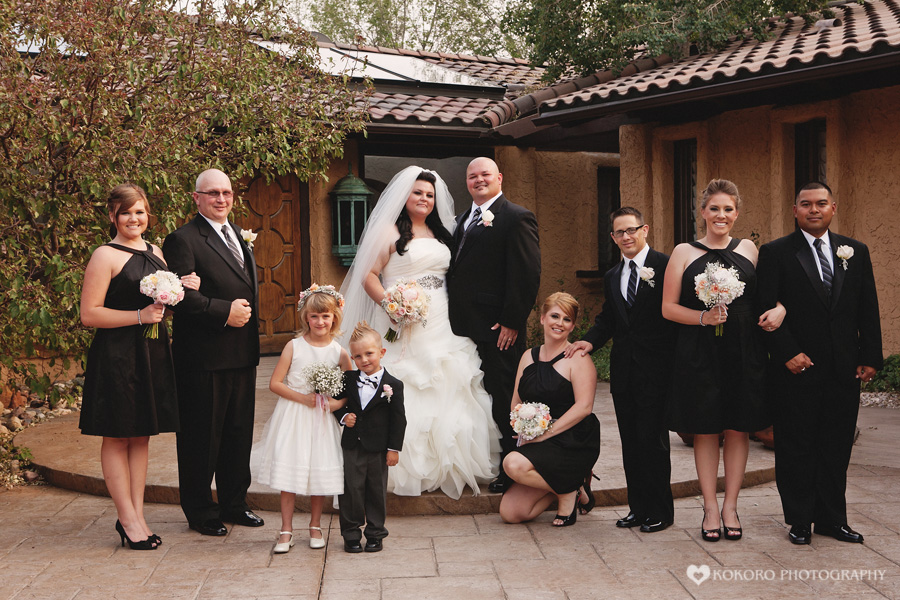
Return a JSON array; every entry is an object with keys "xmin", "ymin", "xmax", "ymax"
[
  {"xmin": 814, "ymin": 238, "xmax": 833, "ymax": 296},
  {"xmin": 458, "ymin": 207, "xmax": 482, "ymax": 251},
  {"xmin": 625, "ymin": 260, "xmax": 638, "ymax": 307}
]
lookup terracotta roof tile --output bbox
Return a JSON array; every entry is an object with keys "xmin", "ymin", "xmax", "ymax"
[{"xmin": 540, "ymin": 0, "xmax": 900, "ymax": 114}]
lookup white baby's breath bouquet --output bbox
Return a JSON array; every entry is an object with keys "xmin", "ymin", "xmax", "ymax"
[{"xmin": 301, "ymin": 362, "xmax": 345, "ymax": 398}]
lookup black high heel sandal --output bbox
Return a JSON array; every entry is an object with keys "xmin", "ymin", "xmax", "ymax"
[
  {"xmin": 701, "ymin": 510, "xmax": 721, "ymax": 542},
  {"xmin": 722, "ymin": 510, "xmax": 742, "ymax": 541},
  {"xmin": 149, "ymin": 534, "xmax": 162, "ymax": 546},
  {"xmin": 578, "ymin": 472, "xmax": 597, "ymax": 515},
  {"xmin": 115, "ymin": 520, "xmax": 157, "ymax": 550},
  {"xmin": 552, "ymin": 504, "xmax": 578, "ymax": 527}
]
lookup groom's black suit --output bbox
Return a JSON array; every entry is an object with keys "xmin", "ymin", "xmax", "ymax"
[
  {"xmin": 757, "ymin": 229, "xmax": 882, "ymax": 528},
  {"xmin": 581, "ymin": 248, "xmax": 675, "ymax": 524},
  {"xmin": 448, "ymin": 193, "xmax": 540, "ymax": 458},
  {"xmin": 163, "ymin": 215, "xmax": 260, "ymax": 525},
  {"xmin": 334, "ymin": 370, "xmax": 406, "ymax": 543}
]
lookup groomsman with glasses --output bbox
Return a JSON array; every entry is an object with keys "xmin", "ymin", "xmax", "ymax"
[
  {"xmin": 757, "ymin": 182, "xmax": 882, "ymax": 546},
  {"xmin": 567, "ymin": 207, "xmax": 675, "ymax": 532}
]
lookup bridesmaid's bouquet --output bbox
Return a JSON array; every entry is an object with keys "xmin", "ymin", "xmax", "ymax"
[
  {"xmin": 138, "ymin": 270, "xmax": 185, "ymax": 339},
  {"xmin": 301, "ymin": 362, "xmax": 345, "ymax": 414},
  {"xmin": 510, "ymin": 402, "xmax": 553, "ymax": 446},
  {"xmin": 380, "ymin": 278, "xmax": 430, "ymax": 343},
  {"xmin": 694, "ymin": 261, "xmax": 745, "ymax": 336}
]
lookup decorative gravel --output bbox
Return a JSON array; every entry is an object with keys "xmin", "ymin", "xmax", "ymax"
[{"xmin": 860, "ymin": 392, "xmax": 900, "ymax": 409}]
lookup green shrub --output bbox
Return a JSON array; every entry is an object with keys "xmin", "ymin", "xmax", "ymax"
[{"xmin": 863, "ymin": 354, "xmax": 900, "ymax": 393}]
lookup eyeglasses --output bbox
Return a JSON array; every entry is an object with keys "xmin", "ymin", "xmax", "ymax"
[
  {"xmin": 611, "ymin": 226, "xmax": 644, "ymax": 239},
  {"xmin": 196, "ymin": 190, "xmax": 234, "ymax": 199}
]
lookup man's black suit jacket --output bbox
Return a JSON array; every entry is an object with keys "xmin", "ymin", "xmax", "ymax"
[
  {"xmin": 583, "ymin": 248, "xmax": 675, "ymax": 396},
  {"xmin": 757, "ymin": 229, "xmax": 882, "ymax": 386},
  {"xmin": 163, "ymin": 215, "xmax": 260, "ymax": 371},
  {"xmin": 448, "ymin": 194, "xmax": 540, "ymax": 343},
  {"xmin": 334, "ymin": 370, "xmax": 406, "ymax": 454}
]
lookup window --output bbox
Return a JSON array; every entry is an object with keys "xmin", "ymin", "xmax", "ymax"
[
  {"xmin": 597, "ymin": 167, "xmax": 621, "ymax": 272},
  {"xmin": 795, "ymin": 119, "xmax": 826, "ymax": 193},
  {"xmin": 673, "ymin": 139, "xmax": 698, "ymax": 245}
]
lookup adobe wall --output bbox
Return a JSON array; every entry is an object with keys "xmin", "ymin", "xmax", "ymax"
[{"xmin": 619, "ymin": 85, "xmax": 900, "ymax": 354}]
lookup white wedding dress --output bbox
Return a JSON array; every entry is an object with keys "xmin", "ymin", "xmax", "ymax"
[{"xmin": 377, "ymin": 237, "xmax": 500, "ymax": 499}]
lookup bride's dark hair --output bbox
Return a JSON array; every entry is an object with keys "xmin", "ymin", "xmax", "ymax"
[{"xmin": 395, "ymin": 170, "xmax": 454, "ymax": 255}]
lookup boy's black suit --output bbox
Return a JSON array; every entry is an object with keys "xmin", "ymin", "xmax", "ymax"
[
  {"xmin": 334, "ymin": 369, "xmax": 406, "ymax": 543},
  {"xmin": 582, "ymin": 248, "xmax": 675, "ymax": 525}
]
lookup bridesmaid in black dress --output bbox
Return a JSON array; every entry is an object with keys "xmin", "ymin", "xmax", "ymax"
[
  {"xmin": 80, "ymin": 184, "xmax": 199, "ymax": 550},
  {"xmin": 662, "ymin": 179, "xmax": 785, "ymax": 542},
  {"xmin": 499, "ymin": 293, "xmax": 601, "ymax": 527}
]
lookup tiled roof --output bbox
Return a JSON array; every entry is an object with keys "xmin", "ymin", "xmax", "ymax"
[
  {"xmin": 535, "ymin": 0, "xmax": 900, "ymax": 117},
  {"xmin": 320, "ymin": 41, "xmax": 546, "ymax": 128}
]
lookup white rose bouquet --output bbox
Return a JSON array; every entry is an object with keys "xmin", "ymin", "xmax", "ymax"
[
  {"xmin": 510, "ymin": 402, "xmax": 553, "ymax": 446},
  {"xmin": 694, "ymin": 261, "xmax": 746, "ymax": 336},
  {"xmin": 138, "ymin": 270, "xmax": 185, "ymax": 339},
  {"xmin": 380, "ymin": 278, "xmax": 431, "ymax": 342}
]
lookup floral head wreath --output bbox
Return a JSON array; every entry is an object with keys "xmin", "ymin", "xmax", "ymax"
[{"xmin": 297, "ymin": 283, "xmax": 345, "ymax": 311}]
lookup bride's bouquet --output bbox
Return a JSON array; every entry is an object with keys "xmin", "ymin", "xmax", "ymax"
[
  {"xmin": 138, "ymin": 270, "xmax": 185, "ymax": 339},
  {"xmin": 380, "ymin": 278, "xmax": 430, "ymax": 343},
  {"xmin": 301, "ymin": 362, "xmax": 345, "ymax": 412},
  {"xmin": 694, "ymin": 261, "xmax": 746, "ymax": 336},
  {"xmin": 510, "ymin": 402, "xmax": 553, "ymax": 446}
]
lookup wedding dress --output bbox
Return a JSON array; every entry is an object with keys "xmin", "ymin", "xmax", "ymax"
[{"xmin": 378, "ymin": 237, "xmax": 500, "ymax": 499}]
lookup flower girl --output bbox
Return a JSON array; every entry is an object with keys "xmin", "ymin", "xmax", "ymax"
[{"xmin": 254, "ymin": 284, "xmax": 352, "ymax": 553}]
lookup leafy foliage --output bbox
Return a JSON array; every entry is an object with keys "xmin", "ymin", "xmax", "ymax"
[
  {"xmin": 300, "ymin": 0, "xmax": 525, "ymax": 57},
  {"xmin": 0, "ymin": 0, "xmax": 368, "ymax": 398},
  {"xmin": 863, "ymin": 354, "xmax": 900, "ymax": 393},
  {"xmin": 507, "ymin": 0, "xmax": 842, "ymax": 80}
]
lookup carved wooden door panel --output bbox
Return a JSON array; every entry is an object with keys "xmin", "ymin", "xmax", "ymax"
[{"xmin": 235, "ymin": 175, "xmax": 305, "ymax": 353}]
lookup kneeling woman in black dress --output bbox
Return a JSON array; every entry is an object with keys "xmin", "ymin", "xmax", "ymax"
[
  {"xmin": 80, "ymin": 184, "xmax": 199, "ymax": 549},
  {"xmin": 499, "ymin": 293, "xmax": 601, "ymax": 527}
]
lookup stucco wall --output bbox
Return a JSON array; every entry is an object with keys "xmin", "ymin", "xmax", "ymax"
[{"xmin": 619, "ymin": 85, "xmax": 900, "ymax": 354}]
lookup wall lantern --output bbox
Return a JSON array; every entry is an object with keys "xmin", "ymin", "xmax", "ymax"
[{"xmin": 330, "ymin": 164, "xmax": 375, "ymax": 266}]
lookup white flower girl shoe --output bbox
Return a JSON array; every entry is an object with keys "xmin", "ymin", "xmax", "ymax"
[
  {"xmin": 309, "ymin": 526, "xmax": 326, "ymax": 549},
  {"xmin": 273, "ymin": 531, "xmax": 294, "ymax": 554}
]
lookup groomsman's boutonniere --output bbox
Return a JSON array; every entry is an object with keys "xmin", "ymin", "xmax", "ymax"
[
  {"xmin": 241, "ymin": 228, "xmax": 258, "ymax": 249},
  {"xmin": 836, "ymin": 245, "xmax": 854, "ymax": 270},
  {"xmin": 381, "ymin": 385, "xmax": 393, "ymax": 401},
  {"xmin": 639, "ymin": 266, "xmax": 656, "ymax": 287},
  {"xmin": 481, "ymin": 209, "xmax": 494, "ymax": 227}
]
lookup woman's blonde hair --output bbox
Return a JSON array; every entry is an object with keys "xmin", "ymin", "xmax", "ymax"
[
  {"xmin": 700, "ymin": 179, "xmax": 741, "ymax": 211},
  {"xmin": 541, "ymin": 292, "xmax": 579, "ymax": 322}
]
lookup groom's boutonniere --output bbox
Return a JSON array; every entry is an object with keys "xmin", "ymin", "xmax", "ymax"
[
  {"xmin": 836, "ymin": 245, "xmax": 854, "ymax": 270},
  {"xmin": 241, "ymin": 228, "xmax": 258, "ymax": 249},
  {"xmin": 481, "ymin": 209, "xmax": 494, "ymax": 227},
  {"xmin": 639, "ymin": 266, "xmax": 656, "ymax": 287},
  {"xmin": 381, "ymin": 385, "xmax": 393, "ymax": 401}
]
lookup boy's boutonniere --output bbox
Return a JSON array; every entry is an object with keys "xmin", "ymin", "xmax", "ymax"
[
  {"xmin": 241, "ymin": 228, "xmax": 258, "ymax": 249},
  {"xmin": 639, "ymin": 266, "xmax": 656, "ymax": 287},
  {"xmin": 381, "ymin": 384, "xmax": 393, "ymax": 401},
  {"xmin": 481, "ymin": 209, "xmax": 494, "ymax": 227},
  {"xmin": 836, "ymin": 245, "xmax": 853, "ymax": 270}
]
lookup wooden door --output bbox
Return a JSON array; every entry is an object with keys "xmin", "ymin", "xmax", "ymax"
[{"xmin": 235, "ymin": 174, "xmax": 307, "ymax": 354}]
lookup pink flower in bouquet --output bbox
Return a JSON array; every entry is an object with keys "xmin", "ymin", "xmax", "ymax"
[{"xmin": 402, "ymin": 288, "xmax": 419, "ymax": 302}]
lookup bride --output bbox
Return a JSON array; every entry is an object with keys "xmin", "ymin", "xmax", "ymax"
[{"xmin": 340, "ymin": 166, "xmax": 500, "ymax": 499}]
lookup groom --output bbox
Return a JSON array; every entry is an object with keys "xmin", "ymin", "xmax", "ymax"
[{"xmin": 448, "ymin": 157, "xmax": 541, "ymax": 493}]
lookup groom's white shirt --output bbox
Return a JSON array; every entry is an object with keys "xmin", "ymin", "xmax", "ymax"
[{"xmin": 463, "ymin": 192, "xmax": 502, "ymax": 230}]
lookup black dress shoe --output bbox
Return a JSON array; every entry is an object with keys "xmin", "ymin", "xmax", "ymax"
[
  {"xmin": 488, "ymin": 474, "xmax": 512, "ymax": 494},
  {"xmin": 222, "ymin": 510, "xmax": 265, "ymax": 527},
  {"xmin": 640, "ymin": 518, "xmax": 673, "ymax": 533},
  {"xmin": 344, "ymin": 540, "xmax": 363, "ymax": 553},
  {"xmin": 616, "ymin": 513, "xmax": 642, "ymax": 528},
  {"xmin": 814, "ymin": 523, "xmax": 864, "ymax": 543},
  {"xmin": 189, "ymin": 519, "xmax": 227, "ymax": 536},
  {"xmin": 788, "ymin": 524, "xmax": 811, "ymax": 545},
  {"xmin": 364, "ymin": 538, "xmax": 383, "ymax": 552}
]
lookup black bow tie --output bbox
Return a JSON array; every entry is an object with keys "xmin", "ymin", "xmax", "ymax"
[{"xmin": 358, "ymin": 375, "xmax": 378, "ymax": 389}]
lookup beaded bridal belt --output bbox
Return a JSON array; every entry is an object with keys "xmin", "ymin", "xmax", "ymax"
[{"xmin": 417, "ymin": 275, "xmax": 444, "ymax": 289}]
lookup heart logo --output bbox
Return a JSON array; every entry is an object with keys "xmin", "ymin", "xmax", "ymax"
[{"xmin": 687, "ymin": 564, "xmax": 711, "ymax": 586}]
